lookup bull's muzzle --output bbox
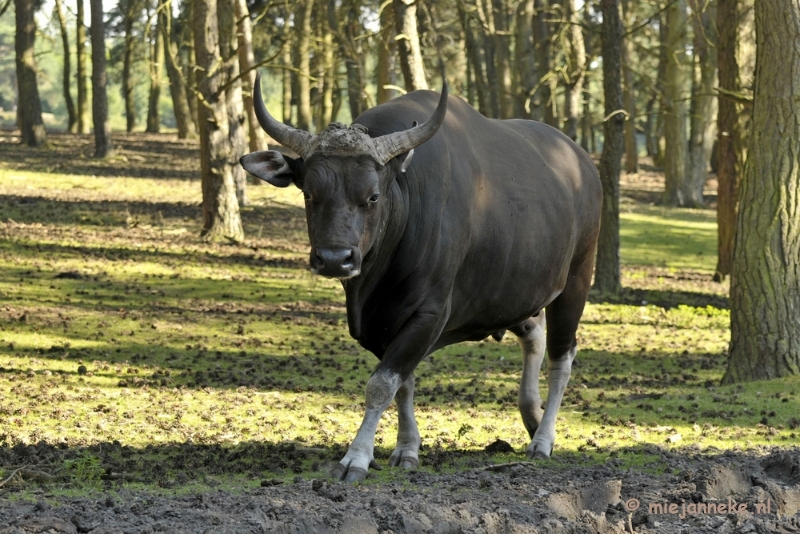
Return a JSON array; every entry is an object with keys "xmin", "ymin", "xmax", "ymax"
[{"xmin": 310, "ymin": 246, "xmax": 361, "ymax": 279}]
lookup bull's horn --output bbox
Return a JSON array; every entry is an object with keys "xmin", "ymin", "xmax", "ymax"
[
  {"xmin": 253, "ymin": 72, "xmax": 313, "ymax": 158},
  {"xmin": 372, "ymin": 80, "xmax": 448, "ymax": 165}
]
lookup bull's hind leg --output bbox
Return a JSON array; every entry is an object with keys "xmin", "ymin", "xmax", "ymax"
[
  {"xmin": 388, "ymin": 374, "xmax": 421, "ymax": 469},
  {"xmin": 510, "ymin": 313, "xmax": 546, "ymax": 438},
  {"xmin": 527, "ymin": 254, "xmax": 594, "ymax": 460}
]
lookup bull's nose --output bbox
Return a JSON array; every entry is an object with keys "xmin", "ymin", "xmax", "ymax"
[{"xmin": 311, "ymin": 247, "xmax": 358, "ymax": 277}]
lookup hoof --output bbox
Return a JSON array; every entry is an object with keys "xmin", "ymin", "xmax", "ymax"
[{"xmin": 343, "ymin": 467, "xmax": 368, "ymax": 483}]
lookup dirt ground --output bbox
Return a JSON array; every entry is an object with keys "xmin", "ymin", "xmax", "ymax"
[
  {"xmin": 1, "ymin": 132, "xmax": 799, "ymax": 533},
  {"xmin": 1, "ymin": 447, "xmax": 800, "ymax": 533}
]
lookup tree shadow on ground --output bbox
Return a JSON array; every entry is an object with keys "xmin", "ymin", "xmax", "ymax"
[{"xmin": 589, "ymin": 286, "xmax": 729, "ymax": 310}]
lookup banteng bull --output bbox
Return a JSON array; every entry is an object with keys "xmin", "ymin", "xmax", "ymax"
[{"xmin": 240, "ymin": 74, "xmax": 602, "ymax": 482}]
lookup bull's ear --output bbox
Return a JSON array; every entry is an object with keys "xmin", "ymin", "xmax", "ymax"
[{"xmin": 239, "ymin": 150, "xmax": 299, "ymax": 188}]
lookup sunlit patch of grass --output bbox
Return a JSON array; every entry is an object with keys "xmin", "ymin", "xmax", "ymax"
[{"xmin": 2, "ymin": 160, "xmax": 797, "ymax": 496}]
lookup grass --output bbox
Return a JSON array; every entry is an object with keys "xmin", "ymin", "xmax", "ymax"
[{"xmin": 1, "ymin": 135, "xmax": 798, "ymax": 497}]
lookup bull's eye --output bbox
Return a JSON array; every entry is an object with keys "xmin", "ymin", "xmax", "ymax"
[{"xmin": 368, "ymin": 193, "xmax": 380, "ymax": 204}]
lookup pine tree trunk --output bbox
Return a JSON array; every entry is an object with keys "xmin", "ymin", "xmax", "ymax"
[
  {"xmin": 460, "ymin": 3, "xmax": 490, "ymax": 116},
  {"xmin": 146, "ymin": 7, "xmax": 164, "ymax": 133},
  {"xmin": 296, "ymin": 0, "xmax": 314, "ymax": 131},
  {"xmin": 194, "ymin": 0, "xmax": 244, "ymax": 242},
  {"xmin": 533, "ymin": 0, "xmax": 555, "ymax": 126},
  {"xmin": 377, "ymin": 2, "xmax": 397, "ymax": 105},
  {"xmin": 621, "ymin": 0, "xmax": 637, "ymax": 172},
  {"xmin": 662, "ymin": 0, "xmax": 689, "ymax": 205},
  {"xmin": 491, "ymin": 0, "xmax": 512, "ymax": 118},
  {"xmin": 160, "ymin": 0, "xmax": 196, "ymax": 139},
  {"xmin": 183, "ymin": 0, "xmax": 199, "ymax": 130},
  {"xmin": 218, "ymin": 0, "xmax": 248, "ymax": 206},
  {"xmin": 76, "ymin": 0, "xmax": 90, "ymax": 134},
  {"xmin": 651, "ymin": 15, "xmax": 667, "ymax": 167},
  {"xmin": 513, "ymin": 0, "xmax": 536, "ymax": 119},
  {"xmin": 714, "ymin": 0, "xmax": 740, "ymax": 282},
  {"xmin": 234, "ymin": 0, "xmax": 266, "ymax": 151},
  {"xmin": 593, "ymin": 0, "xmax": 624, "ymax": 295},
  {"xmin": 90, "ymin": 0, "xmax": 112, "ymax": 157},
  {"xmin": 55, "ymin": 0, "xmax": 78, "ymax": 133},
  {"xmin": 123, "ymin": 1, "xmax": 137, "ymax": 133},
  {"xmin": 14, "ymin": 0, "xmax": 47, "ymax": 147},
  {"xmin": 723, "ymin": 0, "xmax": 800, "ymax": 382},
  {"xmin": 54, "ymin": 0, "xmax": 77, "ymax": 133},
  {"xmin": 684, "ymin": 0, "xmax": 718, "ymax": 207},
  {"xmin": 394, "ymin": 0, "xmax": 427, "ymax": 92},
  {"xmin": 318, "ymin": 3, "xmax": 335, "ymax": 129},
  {"xmin": 342, "ymin": 2, "xmax": 365, "ymax": 119},
  {"xmin": 282, "ymin": 46, "xmax": 292, "ymax": 125},
  {"xmin": 562, "ymin": 0, "xmax": 585, "ymax": 140}
]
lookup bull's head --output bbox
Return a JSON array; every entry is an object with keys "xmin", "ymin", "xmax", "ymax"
[{"xmin": 240, "ymin": 74, "xmax": 448, "ymax": 279}]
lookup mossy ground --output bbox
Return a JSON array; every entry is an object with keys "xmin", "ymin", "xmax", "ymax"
[{"xmin": 1, "ymin": 132, "xmax": 798, "ymax": 497}]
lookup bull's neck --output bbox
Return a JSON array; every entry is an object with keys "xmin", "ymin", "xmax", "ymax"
[{"xmin": 342, "ymin": 173, "xmax": 408, "ymax": 340}]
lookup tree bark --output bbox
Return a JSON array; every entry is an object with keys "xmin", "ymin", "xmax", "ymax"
[
  {"xmin": 122, "ymin": 0, "xmax": 138, "ymax": 133},
  {"xmin": 282, "ymin": 45, "xmax": 292, "ymax": 125},
  {"xmin": 562, "ymin": 0, "xmax": 585, "ymax": 140},
  {"xmin": 662, "ymin": 0, "xmax": 689, "ymax": 205},
  {"xmin": 513, "ymin": 0, "xmax": 536, "ymax": 119},
  {"xmin": 218, "ymin": 0, "xmax": 248, "ymax": 206},
  {"xmin": 296, "ymin": 0, "xmax": 314, "ymax": 130},
  {"xmin": 342, "ymin": 2, "xmax": 366, "ymax": 119},
  {"xmin": 146, "ymin": 5, "xmax": 164, "ymax": 133},
  {"xmin": 234, "ymin": 0, "xmax": 266, "ymax": 151},
  {"xmin": 533, "ymin": 0, "xmax": 556, "ymax": 126},
  {"xmin": 621, "ymin": 0, "xmax": 637, "ymax": 173},
  {"xmin": 593, "ymin": 0, "xmax": 624, "ymax": 295},
  {"xmin": 723, "ymin": 0, "xmax": 800, "ymax": 382},
  {"xmin": 685, "ymin": 0, "xmax": 718, "ymax": 207},
  {"xmin": 651, "ymin": 14, "xmax": 667, "ymax": 167},
  {"xmin": 714, "ymin": 0, "xmax": 740, "ymax": 282},
  {"xmin": 460, "ymin": 1, "xmax": 490, "ymax": 116},
  {"xmin": 394, "ymin": 0, "xmax": 428, "ymax": 92},
  {"xmin": 476, "ymin": 0, "xmax": 499, "ymax": 117},
  {"xmin": 14, "ymin": 0, "xmax": 47, "ymax": 146},
  {"xmin": 76, "ymin": 0, "xmax": 90, "ymax": 134},
  {"xmin": 491, "ymin": 0, "xmax": 512, "ymax": 118},
  {"xmin": 160, "ymin": 0, "xmax": 196, "ymax": 139},
  {"xmin": 377, "ymin": 2, "xmax": 397, "ymax": 105},
  {"xmin": 194, "ymin": 0, "xmax": 244, "ymax": 241},
  {"xmin": 54, "ymin": 0, "xmax": 77, "ymax": 133},
  {"xmin": 90, "ymin": 0, "xmax": 112, "ymax": 157}
]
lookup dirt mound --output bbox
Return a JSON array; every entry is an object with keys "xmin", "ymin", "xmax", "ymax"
[{"xmin": 2, "ymin": 447, "xmax": 800, "ymax": 534}]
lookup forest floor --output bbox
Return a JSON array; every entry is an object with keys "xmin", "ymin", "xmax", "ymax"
[{"xmin": 0, "ymin": 131, "xmax": 799, "ymax": 533}]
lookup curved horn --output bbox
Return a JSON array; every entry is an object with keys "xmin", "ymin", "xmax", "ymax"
[
  {"xmin": 253, "ymin": 72, "xmax": 313, "ymax": 158},
  {"xmin": 372, "ymin": 80, "xmax": 449, "ymax": 165}
]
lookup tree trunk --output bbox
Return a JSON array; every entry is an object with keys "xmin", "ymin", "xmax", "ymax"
[
  {"xmin": 296, "ymin": 0, "xmax": 314, "ymax": 131},
  {"xmin": 593, "ymin": 0, "xmax": 624, "ymax": 295},
  {"xmin": 342, "ymin": 2, "xmax": 366, "ymax": 119},
  {"xmin": 90, "ymin": 0, "xmax": 112, "ymax": 157},
  {"xmin": 562, "ymin": 0, "xmax": 585, "ymax": 140},
  {"xmin": 723, "ymin": 0, "xmax": 800, "ymax": 383},
  {"xmin": 394, "ymin": 0, "xmax": 428, "ymax": 92},
  {"xmin": 377, "ymin": 2, "xmax": 397, "ymax": 105},
  {"xmin": 662, "ymin": 0, "xmax": 689, "ymax": 205},
  {"xmin": 513, "ymin": 0, "xmax": 536, "ymax": 119},
  {"xmin": 194, "ymin": 0, "xmax": 244, "ymax": 242},
  {"xmin": 460, "ymin": 2, "xmax": 490, "ymax": 116},
  {"xmin": 621, "ymin": 0, "xmax": 637, "ymax": 172},
  {"xmin": 318, "ymin": 3, "xmax": 335, "ymax": 129},
  {"xmin": 491, "ymin": 0, "xmax": 512, "ymax": 118},
  {"xmin": 160, "ymin": 0, "xmax": 196, "ymax": 139},
  {"xmin": 234, "ymin": 0, "xmax": 266, "ymax": 151},
  {"xmin": 182, "ymin": 0, "xmax": 199, "ymax": 130},
  {"xmin": 714, "ymin": 0, "xmax": 740, "ymax": 281},
  {"xmin": 580, "ymin": 8, "xmax": 594, "ymax": 153},
  {"xmin": 54, "ymin": 0, "xmax": 77, "ymax": 133},
  {"xmin": 146, "ymin": 6, "xmax": 164, "ymax": 133},
  {"xmin": 533, "ymin": 0, "xmax": 556, "ymax": 126},
  {"xmin": 651, "ymin": 15, "xmax": 667, "ymax": 167},
  {"xmin": 14, "ymin": 0, "xmax": 47, "ymax": 147},
  {"xmin": 684, "ymin": 0, "xmax": 718, "ymax": 207},
  {"xmin": 282, "ymin": 45, "xmax": 292, "ymax": 125},
  {"xmin": 476, "ymin": 0, "xmax": 499, "ymax": 118},
  {"xmin": 76, "ymin": 0, "xmax": 90, "ymax": 134},
  {"xmin": 123, "ymin": 0, "xmax": 137, "ymax": 133},
  {"xmin": 218, "ymin": 0, "xmax": 248, "ymax": 206}
]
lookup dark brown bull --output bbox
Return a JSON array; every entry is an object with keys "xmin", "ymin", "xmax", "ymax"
[{"xmin": 241, "ymin": 74, "xmax": 602, "ymax": 482}]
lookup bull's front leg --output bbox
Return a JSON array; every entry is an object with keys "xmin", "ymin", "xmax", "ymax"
[
  {"xmin": 388, "ymin": 374, "xmax": 420, "ymax": 469},
  {"xmin": 332, "ymin": 368, "xmax": 401, "ymax": 482},
  {"xmin": 332, "ymin": 310, "xmax": 444, "ymax": 483}
]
